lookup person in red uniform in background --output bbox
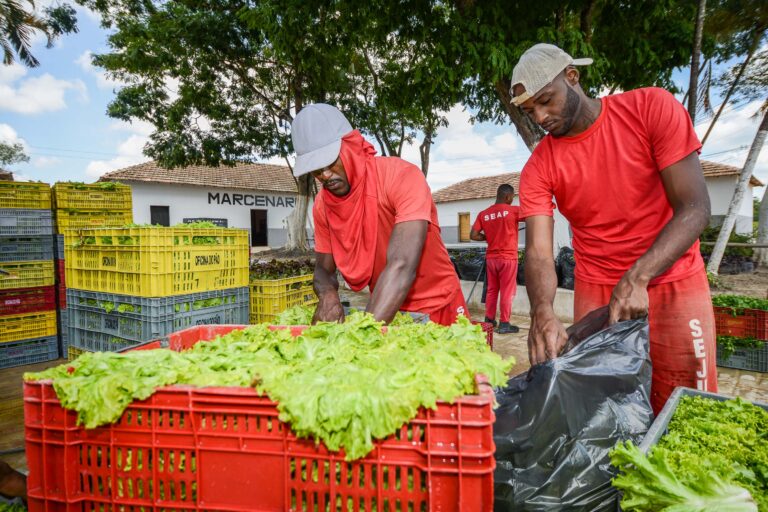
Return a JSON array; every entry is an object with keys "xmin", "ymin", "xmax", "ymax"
[
  {"xmin": 291, "ymin": 103, "xmax": 467, "ymax": 326},
  {"xmin": 470, "ymin": 184, "xmax": 522, "ymax": 334},
  {"xmin": 511, "ymin": 43, "xmax": 716, "ymax": 414}
]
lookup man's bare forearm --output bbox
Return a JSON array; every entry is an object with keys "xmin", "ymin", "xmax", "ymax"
[
  {"xmin": 366, "ymin": 220, "xmax": 427, "ymax": 323},
  {"xmin": 367, "ymin": 260, "xmax": 418, "ymax": 323},
  {"xmin": 627, "ymin": 205, "xmax": 709, "ymax": 285},
  {"xmin": 525, "ymin": 253, "xmax": 558, "ymax": 312},
  {"xmin": 313, "ymin": 256, "xmax": 339, "ymax": 298}
]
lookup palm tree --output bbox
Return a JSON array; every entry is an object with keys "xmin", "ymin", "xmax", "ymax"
[{"xmin": 0, "ymin": 0, "xmax": 77, "ymax": 67}]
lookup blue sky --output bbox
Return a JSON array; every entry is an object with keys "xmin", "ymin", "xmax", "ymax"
[{"xmin": 1, "ymin": 6, "xmax": 766, "ymax": 198}]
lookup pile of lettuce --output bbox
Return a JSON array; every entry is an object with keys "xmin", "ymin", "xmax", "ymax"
[
  {"xmin": 611, "ymin": 395, "xmax": 768, "ymax": 511},
  {"xmin": 275, "ymin": 305, "xmax": 419, "ymax": 326},
  {"xmin": 26, "ymin": 312, "xmax": 513, "ymax": 460}
]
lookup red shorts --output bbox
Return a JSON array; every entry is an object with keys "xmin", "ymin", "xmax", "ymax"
[
  {"xmin": 574, "ymin": 271, "xmax": 717, "ymax": 414},
  {"xmin": 423, "ymin": 291, "xmax": 470, "ymax": 326}
]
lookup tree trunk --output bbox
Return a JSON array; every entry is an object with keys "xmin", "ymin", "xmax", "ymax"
[
  {"xmin": 285, "ymin": 173, "xmax": 312, "ymax": 251},
  {"xmin": 687, "ymin": 0, "xmax": 706, "ymax": 122},
  {"xmin": 419, "ymin": 125, "xmax": 434, "ymax": 177},
  {"xmin": 707, "ymin": 106, "xmax": 768, "ymax": 274},
  {"xmin": 757, "ymin": 184, "xmax": 768, "ymax": 267},
  {"xmin": 494, "ymin": 79, "xmax": 545, "ymax": 152},
  {"xmin": 580, "ymin": 0, "xmax": 595, "ymax": 43},
  {"xmin": 701, "ymin": 28, "xmax": 764, "ymax": 145}
]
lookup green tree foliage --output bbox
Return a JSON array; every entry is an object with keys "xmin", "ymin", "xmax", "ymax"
[{"xmin": 0, "ymin": 141, "xmax": 29, "ymax": 172}]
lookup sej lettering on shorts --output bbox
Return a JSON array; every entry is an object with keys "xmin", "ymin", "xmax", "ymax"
[{"xmin": 689, "ymin": 318, "xmax": 708, "ymax": 391}]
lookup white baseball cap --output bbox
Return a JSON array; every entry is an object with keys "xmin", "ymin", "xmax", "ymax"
[
  {"xmin": 290, "ymin": 103, "xmax": 353, "ymax": 177},
  {"xmin": 510, "ymin": 43, "xmax": 593, "ymax": 106}
]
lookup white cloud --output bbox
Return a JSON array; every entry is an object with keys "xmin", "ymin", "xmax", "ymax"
[
  {"xmin": 0, "ymin": 63, "xmax": 27, "ymax": 83},
  {"xmin": 0, "ymin": 124, "xmax": 26, "ymax": 147},
  {"xmin": 76, "ymin": 50, "xmax": 128, "ymax": 90},
  {"xmin": 0, "ymin": 72, "xmax": 87, "ymax": 114},
  {"xmin": 696, "ymin": 99, "xmax": 768, "ymax": 196},
  {"xmin": 85, "ymin": 123, "xmax": 151, "ymax": 179},
  {"xmin": 423, "ymin": 104, "xmax": 532, "ymax": 191},
  {"xmin": 32, "ymin": 156, "xmax": 61, "ymax": 168}
]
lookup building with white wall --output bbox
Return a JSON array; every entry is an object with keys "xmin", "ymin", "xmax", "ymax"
[
  {"xmin": 432, "ymin": 160, "xmax": 763, "ymax": 251},
  {"xmin": 433, "ymin": 172, "xmax": 573, "ymax": 251},
  {"xmin": 700, "ymin": 161, "xmax": 762, "ymax": 234},
  {"xmin": 100, "ymin": 161, "xmax": 308, "ymax": 248}
]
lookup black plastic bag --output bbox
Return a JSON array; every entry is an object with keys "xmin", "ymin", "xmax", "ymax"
[
  {"xmin": 493, "ymin": 311, "xmax": 653, "ymax": 511},
  {"xmin": 556, "ymin": 246, "xmax": 576, "ymax": 290}
]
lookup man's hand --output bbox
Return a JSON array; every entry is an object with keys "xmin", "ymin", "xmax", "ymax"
[
  {"xmin": 312, "ymin": 291, "xmax": 345, "ymax": 324},
  {"xmin": 528, "ymin": 305, "xmax": 568, "ymax": 365},
  {"xmin": 608, "ymin": 272, "xmax": 649, "ymax": 325}
]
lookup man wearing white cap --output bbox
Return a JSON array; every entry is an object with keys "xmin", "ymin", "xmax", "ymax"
[
  {"xmin": 291, "ymin": 104, "xmax": 466, "ymax": 326},
  {"xmin": 512, "ymin": 43, "xmax": 716, "ymax": 413}
]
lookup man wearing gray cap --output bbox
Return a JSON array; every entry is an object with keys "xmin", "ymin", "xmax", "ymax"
[
  {"xmin": 512, "ymin": 43, "xmax": 715, "ymax": 413},
  {"xmin": 291, "ymin": 103, "xmax": 466, "ymax": 326}
]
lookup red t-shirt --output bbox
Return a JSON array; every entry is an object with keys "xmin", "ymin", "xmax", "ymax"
[
  {"xmin": 472, "ymin": 204, "xmax": 521, "ymax": 260},
  {"xmin": 519, "ymin": 87, "xmax": 704, "ymax": 285},
  {"xmin": 314, "ymin": 157, "xmax": 462, "ymax": 313}
]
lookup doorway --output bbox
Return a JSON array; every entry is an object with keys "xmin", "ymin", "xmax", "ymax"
[
  {"xmin": 150, "ymin": 205, "xmax": 170, "ymax": 226},
  {"xmin": 458, "ymin": 212, "xmax": 471, "ymax": 242},
  {"xmin": 251, "ymin": 209, "xmax": 268, "ymax": 246}
]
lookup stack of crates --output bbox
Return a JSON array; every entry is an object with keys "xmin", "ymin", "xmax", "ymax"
[
  {"xmin": 0, "ymin": 182, "xmax": 58, "ymax": 368},
  {"xmin": 63, "ymin": 226, "xmax": 250, "ymax": 359},
  {"xmin": 52, "ymin": 182, "xmax": 134, "ymax": 354},
  {"xmin": 250, "ymin": 273, "xmax": 317, "ymax": 323}
]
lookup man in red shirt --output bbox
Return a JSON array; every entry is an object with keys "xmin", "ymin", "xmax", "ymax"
[
  {"xmin": 290, "ymin": 103, "xmax": 467, "ymax": 326},
  {"xmin": 470, "ymin": 184, "xmax": 521, "ymax": 334},
  {"xmin": 511, "ymin": 43, "xmax": 716, "ymax": 413}
]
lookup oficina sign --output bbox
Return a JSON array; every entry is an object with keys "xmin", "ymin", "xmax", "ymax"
[{"xmin": 207, "ymin": 192, "xmax": 296, "ymax": 208}]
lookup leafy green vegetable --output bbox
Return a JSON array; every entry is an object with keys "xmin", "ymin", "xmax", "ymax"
[
  {"xmin": 712, "ymin": 294, "xmax": 768, "ymax": 314},
  {"xmin": 0, "ymin": 502, "xmax": 27, "ymax": 512},
  {"xmin": 251, "ymin": 259, "xmax": 313, "ymax": 280},
  {"xmin": 274, "ymin": 306, "xmax": 420, "ymax": 326},
  {"xmin": 717, "ymin": 335, "xmax": 765, "ymax": 360},
  {"xmin": 611, "ymin": 441, "xmax": 757, "ymax": 511},
  {"xmin": 612, "ymin": 396, "xmax": 768, "ymax": 511},
  {"xmin": 26, "ymin": 313, "xmax": 513, "ymax": 460},
  {"xmin": 275, "ymin": 305, "xmax": 315, "ymax": 325}
]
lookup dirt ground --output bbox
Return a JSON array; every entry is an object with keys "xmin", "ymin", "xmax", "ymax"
[{"xmin": 712, "ymin": 268, "xmax": 768, "ymax": 299}]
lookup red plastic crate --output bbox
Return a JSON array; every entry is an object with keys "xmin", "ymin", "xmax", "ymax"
[
  {"xmin": 55, "ymin": 258, "xmax": 65, "ymax": 286},
  {"xmin": 0, "ymin": 286, "xmax": 56, "ymax": 316},
  {"xmin": 24, "ymin": 325, "xmax": 496, "ymax": 512},
  {"xmin": 713, "ymin": 306, "xmax": 768, "ymax": 340}
]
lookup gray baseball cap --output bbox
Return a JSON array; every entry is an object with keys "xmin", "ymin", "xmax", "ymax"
[
  {"xmin": 290, "ymin": 103, "xmax": 353, "ymax": 177},
  {"xmin": 511, "ymin": 43, "xmax": 593, "ymax": 106}
]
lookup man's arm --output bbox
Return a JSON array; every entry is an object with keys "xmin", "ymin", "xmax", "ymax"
[
  {"xmin": 609, "ymin": 151, "xmax": 711, "ymax": 324},
  {"xmin": 312, "ymin": 252, "xmax": 345, "ymax": 323},
  {"xmin": 470, "ymin": 229, "xmax": 486, "ymax": 241},
  {"xmin": 525, "ymin": 215, "xmax": 568, "ymax": 364},
  {"xmin": 366, "ymin": 220, "xmax": 428, "ymax": 323}
]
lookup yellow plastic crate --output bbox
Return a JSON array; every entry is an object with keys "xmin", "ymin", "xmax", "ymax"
[
  {"xmin": 0, "ymin": 260, "xmax": 55, "ymax": 290},
  {"xmin": 53, "ymin": 182, "xmax": 132, "ymax": 210},
  {"xmin": 64, "ymin": 227, "xmax": 250, "ymax": 297},
  {"xmin": 55, "ymin": 209, "xmax": 133, "ymax": 233},
  {"xmin": 67, "ymin": 345, "xmax": 90, "ymax": 361},
  {"xmin": 0, "ymin": 310, "xmax": 57, "ymax": 343},
  {"xmin": 250, "ymin": 274, "xmax": 314, "ymax": 295},
  {"xmin": 249, "ymin": 277, "xmax": 317, "ymax": 323},
  {"xmin": 0, "ymin": 182, "xmax": 51, "ymax": 209}
]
